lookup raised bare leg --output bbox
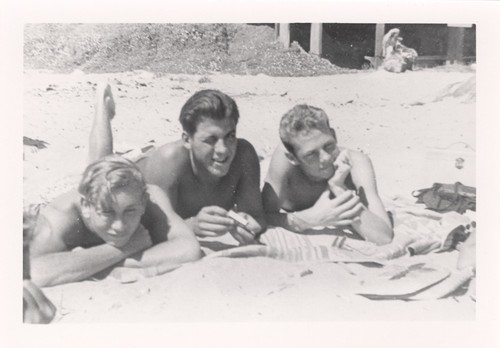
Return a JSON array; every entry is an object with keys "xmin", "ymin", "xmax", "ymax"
[{"xmin": 88, "ymin": 83, "xmax": 116, "ymax": 164}]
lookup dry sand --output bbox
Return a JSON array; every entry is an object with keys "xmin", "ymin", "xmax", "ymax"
[{"xmin": 23, "ymin": 68, "xmax": 476, "ymax": 321}]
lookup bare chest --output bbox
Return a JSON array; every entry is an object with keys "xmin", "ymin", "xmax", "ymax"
[{"xmin": 176, "ymin": 174, "xmax": 239, "ymax": 218}]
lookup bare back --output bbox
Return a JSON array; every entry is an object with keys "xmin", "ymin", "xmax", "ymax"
[{"xmin": 30, "ymin": 191, "xmax": 104, "ymax": 257}]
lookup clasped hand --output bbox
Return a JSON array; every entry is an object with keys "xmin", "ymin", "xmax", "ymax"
[{"xmin": 193, "ymin": 206, "xmax": 260, "ymax": 245}]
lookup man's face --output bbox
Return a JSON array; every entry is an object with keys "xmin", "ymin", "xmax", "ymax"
[
  {"xmin": 84, "ymin": 183, "xmax": 146, "ymax": 247},
  {"xmin": 186, "ymin": 117, "xmax": 238, "ymax": 178},
  {"xmin": 289, "ymin": 128, "xmax": 340, "ymax": 181}
]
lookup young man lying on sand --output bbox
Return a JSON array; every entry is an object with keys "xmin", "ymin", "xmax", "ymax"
[
  {"xmin": 95, "ymin": 86, "xmax": 266, "ymax": 245},
  {"xmin": 262, "ymin": 104, "xmax": 393, "ymax": 245},
  {"xmin": 28, "ymin": 85, "xmax": 201, "ymax": 288}
]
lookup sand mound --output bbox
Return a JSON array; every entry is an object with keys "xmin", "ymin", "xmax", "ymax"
[{"xmin": 24, "ymin": 24, "xmax": 350, "ymax": 76}]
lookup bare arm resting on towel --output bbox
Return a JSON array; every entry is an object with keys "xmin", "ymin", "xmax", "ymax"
[
  {"xmin": 122, "ymin": 184, "xmax": 202, "ymax": 268},
  {"xmin": 328, "ymin": 150, "xmax": 393, "ymax": 245}
]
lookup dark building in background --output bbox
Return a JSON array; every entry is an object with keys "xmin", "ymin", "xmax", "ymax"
[{"xmin": 287, "ymin": 23, "xmax": 476, "ymax": 69}]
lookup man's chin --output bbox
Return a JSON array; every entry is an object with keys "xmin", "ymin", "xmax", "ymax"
[
  {"xmin": 105, "ymin": 238, "xmax": 130, "ymax": 248},
  {"xmin": 209, "ymin": 166, "xmax": 230, "ymax": 177},
  {"xmin": 307, "ymin": 169, "xmax": 334, "ymax": 181}
]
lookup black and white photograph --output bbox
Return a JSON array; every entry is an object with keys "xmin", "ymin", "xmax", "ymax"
[{"xmin": 3, "ymin": 1, "xmax": 500, "ymax": 347}]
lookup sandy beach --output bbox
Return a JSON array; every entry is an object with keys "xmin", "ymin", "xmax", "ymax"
[{"xmin": 23, "ymin": 67, "xmax": 476, "ymax": 321}]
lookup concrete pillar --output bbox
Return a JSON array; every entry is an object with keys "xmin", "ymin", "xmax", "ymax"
[
  {"xmin": 447, "ymin": 25, "xmax": 466, "ymax": 64},
  {"xmin": 310, "ymin": 23, "xmax": 323, "ymax": 56},
  {"xmin": 279, "ymin": 23, "xmax": 290, "ymax": 49},
  {"xmin": 374, "ymin": 23, "xmax": 385, "ymax": 69}
]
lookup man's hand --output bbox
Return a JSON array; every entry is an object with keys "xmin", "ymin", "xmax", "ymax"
[
  {"xmin": 329, "ymin": 149, "xmax": 352, "ymax": 191},
  {"xmin": 228, "ymin": 212, "xmax": 261, "ymax": 245},
  {"xmin": 23, "ymin": 280, "xmax": 56, "ymax": 324},
  {"xmin": 302, "ymin": 190, "xmax": 363, "ymax": 228},
  {"xmin": 191, "ymin": 206, "xmax": 235, "ymax": 237},
  {"xmin": 119, "ymin": 224, "xmax": 153, "ymax": 255}
]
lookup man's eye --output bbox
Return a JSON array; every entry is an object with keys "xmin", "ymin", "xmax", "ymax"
[
  {"xmin": 203, "ymin": 137, "xmax": 217, "ymax": 145},
  {"xmin": 100, "ymin": 211, "xmax": 113, "ymax": 217},
  {"xmin": 125, "ymin": 209, "xmax": 137, "ymax": 215},
  {"xmin": 226, "ymin": 132, "xmax": 236, "ymax": 140},
  {"xmin": 325, "ymin": 144, "xmax": 337, "ymax": 153}
]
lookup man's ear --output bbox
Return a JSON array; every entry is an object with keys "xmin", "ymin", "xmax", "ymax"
[
  {"xmin": 285, "ymin": 151, "xmax": 299, "ymax": 166},
  {"xmin": 182, "ymin": 131, "xmax": 191, "ymax": 150},
  {"xmin": 80, "ymin": 196, "xmax": 91, "ymax": 219},
  {"xmin": 140, "ymin": 191, "xmax": 149, "ymax": 213},
  {"xmin": 329, "ymin": 127, "xmax": 337, "ymax": 140}
]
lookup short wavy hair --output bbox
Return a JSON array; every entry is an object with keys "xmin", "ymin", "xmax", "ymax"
[
  {"xmin": 279, "ymin": 104, "xmax": 335, "ymax": 154},
  {"xmin": 78, "ymin": 155, "xmax": 147, "ymax": 208},
  {"xmin": 179, "ymin": 89, "xmax": 239, "ymax": 135}
]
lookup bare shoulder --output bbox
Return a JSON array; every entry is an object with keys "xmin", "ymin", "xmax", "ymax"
[
  {"xmin": 236, "ymin": 138, "xmax": 258, "ymax": 159},
  {"xmin": 147, "ymin": 140, "xmax": 189, "ymax": 169},
  {"xmin": 145, "ymin": 184, "xmax": 172, "ymax": 207},
  {"xmin": 266, "ymin": 144, "xmax": 293, "ymax": 181},
  {"xmin": 346, "ymin": 148, "xmax": 372, "ymax": 167},
  {"xmin": 231, "ymin": 138, "xmax": 260, "ymax": 173},
  {"xmin": 31, "ymin": 190, "xmax": 83, "ymax": 254},
  {"xmin": 143, "ymin": 140, "xmax": 190, "ymax": 185},
  {"xmin": 43, "ymin": 190, "xmax": 82, "ymax": 221}
]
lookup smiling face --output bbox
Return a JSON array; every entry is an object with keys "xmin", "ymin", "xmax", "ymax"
[
  {"xmin": 288, "ymin": 128, "xmax": 341, "ymax": 181},
  {"xmin": 82, "ymin": 183, "xmax": 146, "ymax": 248},
  {"xmin": 184, "ymin": 116, "xmax": 238, "ymax": 178}
]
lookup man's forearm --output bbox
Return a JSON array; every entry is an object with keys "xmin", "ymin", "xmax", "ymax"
[
  {"xmin": 31, "ymin": 244, "xmax": 131, "ymax": 287},
  {"xmin": 265, "ymin": 210, "xmax": 313, "ymax": 234},
  {"xmin": 123, "ymin": 235, "xmax": 201, "ymax": 268},
  {"xmin": 330, "ymin": 184, "xmax": 393, "ymax": 245},
  {"xmin": 351, "ymin": 208, "xmax": 393, "ymax": 245}
]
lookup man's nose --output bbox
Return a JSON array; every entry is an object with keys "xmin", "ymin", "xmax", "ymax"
[
  {"xmin": 319, "ymin": 149, "xmax": 332, "ymax": 165},
  {"xmin": 110, "ymin": 219, "xmax": 125, "ymax": 234},
  {"xmin": 214, "ymin": 139, "xmax": 229, "ymax": 155}
]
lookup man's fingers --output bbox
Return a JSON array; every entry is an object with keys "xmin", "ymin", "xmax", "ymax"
[
  {"xmin": 196, "ymin": 230, "xmax": 219, "ymax": 238},
  {"xmin": 338, "ymin": 203, "xmax": 364, "ymax": 220},
  {"xmin": 202, "ymin": 206, "xmax": 229, "ymax": 216},
  {"xmin": 229, "ymin": 229, "xmax": 246, "ymax": 245},
  {"xmin": 332, "ymin": 219, "xmax": 353, "ymax": 226},
  {"xmin": 332, "ymin": 191, "xmax": 358, "ymax": 206},
  {"xmin": 198, "ymin": 222, "xmax": 229, "ymax": 235},
  {"xmin": 230, "ymin": 226, "xmax": 256, "ymax": 245},
  {"xmin": 200, "ymin": 213, "xmax": 235, "ymax": 227}
]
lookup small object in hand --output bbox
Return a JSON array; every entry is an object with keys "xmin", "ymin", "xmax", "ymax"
[
  {"xmin": 227, "ymin": 210, "xmax": 255, "ymax": 237},
  {"xmin": 227, "ymin": 210, "xmax": 249, "ymax": 227}
]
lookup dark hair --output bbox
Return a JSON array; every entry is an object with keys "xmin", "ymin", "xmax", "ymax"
[
  {"xmin": 279, "ymin": 104, "xmax": 335, "ymax": 153},
  {"xmin": 179, "ymin": 89, "xmax": 239, "ymax": 135}
]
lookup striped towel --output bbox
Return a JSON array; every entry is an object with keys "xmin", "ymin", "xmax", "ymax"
[{"xmin": 206, "ymin": 227, "xmax": 385, "ymax": 265}]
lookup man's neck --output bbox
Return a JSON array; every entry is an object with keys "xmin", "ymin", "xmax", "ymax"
[{"xmin": 189, "ymin": 153, "xmax": 222, "ymax": 186}]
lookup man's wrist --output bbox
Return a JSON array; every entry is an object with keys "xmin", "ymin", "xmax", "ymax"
[
  {"xmin": 288, "ymin": 210, "xmax": 311, "ymax": 232},
  {"xmin": 186, "ymin": 216, "xmax": 200, "ymax": 236},
  {"xmin": 329, "ymin": 184, "xmax": 348, "ymax": 197}
]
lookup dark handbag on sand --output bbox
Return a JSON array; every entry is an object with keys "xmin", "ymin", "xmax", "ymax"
[{"xmin": 412, "ymin": 182, "xmax": 476, "ymax": 214}]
